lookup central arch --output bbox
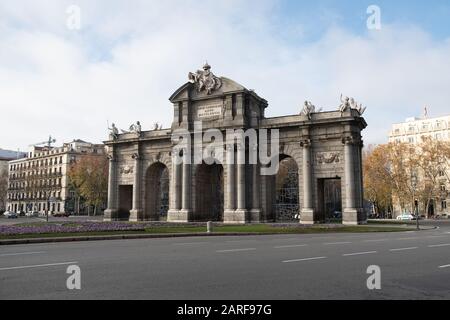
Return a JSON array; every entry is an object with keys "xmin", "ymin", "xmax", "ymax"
[
  {"xmin": 194, "ymin": 162, "xmax": 224, "ymax": 221},
  {"xmin": 144, "ymin": 162, "xmax": 169, "ymax": 221},
  {"xmin": 273, "ymin": 155, "xmax": 300, "ymax": 221}
]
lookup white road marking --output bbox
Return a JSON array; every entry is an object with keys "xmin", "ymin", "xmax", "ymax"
[
  {"xmin": 389, "ymin": 247, "xmax": 418, "ymax": 252},
  {"xmin": 274, "ymin": 244, "xmax": 308, "ymax": 249},
  {"xmin": 426, "ymin": 236, "xmax": 446, "ymax": 239},
  {"xmin": 282, "ymin": 256, "xmax": 327, "ymax": 263},
  {"xmin": 364, "ymin": 239, "xmax": 387, "ymax": 243},
  {"xmin": 272, "ymin": 238, "xmax": 300, "ymax": 242},
  {"xmin": 0, "ymin": 261, "xmax": 78, "ymax": 271},
  {"xmin": 324, "ymin": 241, "xmax": 352, "ymax": 245},
  {"xmin": 439, "ymin": 264, "xmax": 450, "ymax": 269},
  {"xmin": 343, "ymin": 251, "xmax": 377, "ymax": 257},
  {"xmin": 428, "ymin": 243, "xmax": 450, "ymax": 248},
  {"xmin": 396, "ymin": 237, "xmax": 419, "ymax": 240},
  {"xmin": 216, "ymin": 248, "xmax": 256, "ymax": 253},
  {"xmin": 0, "ymin": 251, "xmax": 45, "ymax": 257},
  {"xmin": 173, "ymin": 242, "xmax": 208, "ymax": 246}
]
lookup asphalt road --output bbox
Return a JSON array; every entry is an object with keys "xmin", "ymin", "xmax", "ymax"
[{"xmin": 1, "ymin": 221, "xmax": 449, "ymax": 300}]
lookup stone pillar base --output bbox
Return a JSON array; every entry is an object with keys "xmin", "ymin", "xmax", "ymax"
[
  {"xmin": 300, "ymin": 208, "xmax": 316, "ymax": 225},
  {"xmin": 103, "ymin": 209, "xmax": 118, "ymax": 221},
  {"xmin": 249, "ymin": 209, "xmax": 262, "ymax": 223},
  {"xmin": 223, "ymin": 210, "xmax": 248, "ymax": 224},
  {"xmin": 167, "ymin": 209, "xmax": 192, "ymax": 222},
  {"xmin": 129, "ymin": 209, "xmax": 143, "ymax": 222},
  {"xmin": 343, "ymin": 208, "xmax": 366, "ymax": 225}
]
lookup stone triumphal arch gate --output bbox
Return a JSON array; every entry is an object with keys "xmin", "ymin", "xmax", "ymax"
[{"xmin": 104, "ymin": 64, "xmax": 367, "ymax": 225}]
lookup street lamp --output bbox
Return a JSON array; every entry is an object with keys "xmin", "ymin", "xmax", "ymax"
[{"xmin": 411, "ymin": 173, "xmax": 419, "ymax": 231}]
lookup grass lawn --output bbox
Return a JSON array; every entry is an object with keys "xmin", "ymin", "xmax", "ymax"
[{"xmin": 0, "ymin": 223, "xmax": 415, "ymax": 240}]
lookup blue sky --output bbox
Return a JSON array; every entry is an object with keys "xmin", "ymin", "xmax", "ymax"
[
  {"xmin": 0, "ymin": 0, "xmax": 449, "ymax": 151},
  {"xmin": 277, "ymin": 0, "xmax": 450, "ymax": 40}
]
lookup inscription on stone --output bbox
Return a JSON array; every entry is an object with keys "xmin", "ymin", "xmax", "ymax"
[{"xmin": 197, "ymin": 104, "xmax": 223, "ymax": 119}]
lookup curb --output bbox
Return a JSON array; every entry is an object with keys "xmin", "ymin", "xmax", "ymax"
[{"xmin": 0, "ymin": 232, "xmax": 277, "ymax": 246}]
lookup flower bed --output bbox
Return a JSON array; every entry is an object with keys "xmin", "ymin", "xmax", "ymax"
[{"xmin": 0, "ymin": 222, "xmax": 146, "ymax": 236}]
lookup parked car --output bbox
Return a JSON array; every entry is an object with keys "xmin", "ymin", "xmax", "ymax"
[
  {"xmin": 3, "ymin": 211, "xmax": 18, "ymax": 219},
  {"xmin": 25, "ymin": 211, "xmax": 39, "ymax": 217},
  {"xmin": 396, "ymin": 213, "xmax": 414, "ymax": 221},
  {"xmin": 52, "ymin": 212, "xmax": 70, "ymax": 218}
]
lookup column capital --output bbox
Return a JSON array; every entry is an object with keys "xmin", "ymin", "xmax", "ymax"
[
  {"xmin": 300, "ymin": 138, "xmax": 312, "ymax": 148},
  {"xmin": 342, "ymin": 135, "xmax": 362, "ymax": 146},
  {"xmin": 131, "ymin": 152, "xmax": 140, "ymax": 160}
]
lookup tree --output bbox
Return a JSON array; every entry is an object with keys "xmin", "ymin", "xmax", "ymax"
[
  {"xmin": 68, "ymin": 155, "xmax": 108, "ymax": 215},
  {"xmin": 414, "ymin": 136, "xmax": 450, "ymax": 217},
  {"xmin": 0, "ymin": 166, "xmax": 8, "ymax": 211},
  {"xmin": 364, "ymin": 139, "xmax": 450, "ymax": 218},
  {"xmin": 363, "ymin": 144, "xmax": 393, "ymax": 217},
  {"xmin": 384, "ymin": 142, "xmax": 419, "ymax": 214}
]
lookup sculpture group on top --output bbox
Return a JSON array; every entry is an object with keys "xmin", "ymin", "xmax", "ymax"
[
  {"xmin": 108, "ymin": 120, "xmax": 164, "ymax": 140},
  {"xmin": 300, "ymin": 94, "xmax": 366, "ymax": 121},
  {"xmin": 300, "ymin": 101, "xmax": 322, "ymax": 120},
  {"xmin": 188, "ymin": 62, "xmax": 222, "ymax": 95},
  {"xmin": 339, "ymin": 94, "xmax": 367, "ymax": 115}
]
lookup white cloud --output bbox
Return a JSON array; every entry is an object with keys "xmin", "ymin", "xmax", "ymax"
[{"xmin": 0, "ymin": 1, "xmax": 449, "ymax": 151}]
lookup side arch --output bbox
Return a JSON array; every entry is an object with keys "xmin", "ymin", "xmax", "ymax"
[{"xmin": 143, "ymin": 162, "xmax": 170, "ymax": 221}]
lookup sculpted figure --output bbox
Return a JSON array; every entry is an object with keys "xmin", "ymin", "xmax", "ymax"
[
  {"xmin": 153, "ymin": 122, "xmax": 162, "ymax": 131},
  {"xmin": 339, "ymin": 94, "xmax": 351, "ymax": 114},
  {"xmin": 108, "ymin": 123, "xmax": 119, "ymax": 140},
  {"xmin": 301, "ymin": 100, "xmax": 323, "ymax": 120},
  {"xmin": 188, "ymin": 63, "xmax": 222, "ymax": 95},
  {"xmin": 339, "ymin": 94, "xmax": 366, "ymax": 115},
  {"xmin": 129, "ymin": 121, "xmax": 142, "ymax": 136},
  {"xmin": 301, "ymin": 101, "xmax": 316, "ymax": 120}
]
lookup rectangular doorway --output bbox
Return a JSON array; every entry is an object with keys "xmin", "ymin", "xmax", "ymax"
[
  {"xmin": 118, "ymin": 185, "xmax": 133, "ymax": 220},
  {"xmin": 317, "ymin": 178, "xmax": 342, "ymax": 223}
]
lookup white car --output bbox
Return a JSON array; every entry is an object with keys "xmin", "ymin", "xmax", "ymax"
[
  {"xmin": 3, "ymin": 211, "xmax": 18, "ymax": 219},
  {"xmin": 396, "ymin": 213, "xmax": 414, "ymax": 221},
  {"xmin": 25, "ymin": 211, "xmax": 39, "ymax": 217}
]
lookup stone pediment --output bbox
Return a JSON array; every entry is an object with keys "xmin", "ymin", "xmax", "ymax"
[{"xmin": 169, "ymin": 77, "xmax": 247, "ymax": 103}]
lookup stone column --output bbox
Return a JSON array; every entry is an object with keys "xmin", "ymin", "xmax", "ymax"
[
  {"xmin": 168, "ymin": 150, "xmax": 183, "ymax": 222},
  {"xmin": 300, "ymin": 139, "xmax": 315, "ymax": 224},
  {"xmin": 344, "ymin": 138, "xmax": 355, "ymax": 208},
  {"xmin": 342, "ymin": 136, "xmax": 363, "ymax": 225},
  {"xmin": 224, "ymin": 144, "xmax": 236, "ymax": 222},
  {"xmin": 234, "ymin": 142, "xmax": 248, "ymax": 223},
  {"xmin": 104, "ymin": 154, "xmax": 118, "ymax": 221},
  {"xmin": 180, "ymin": 149, "xmax": 192, "ymax": 220},
  {"xmin": 129, "ymin": 153, "xmax": 143, "ymax": 222},
  {"xmin": 250, "ymin": 149, "xmax": 261, "ymax": 222}
]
